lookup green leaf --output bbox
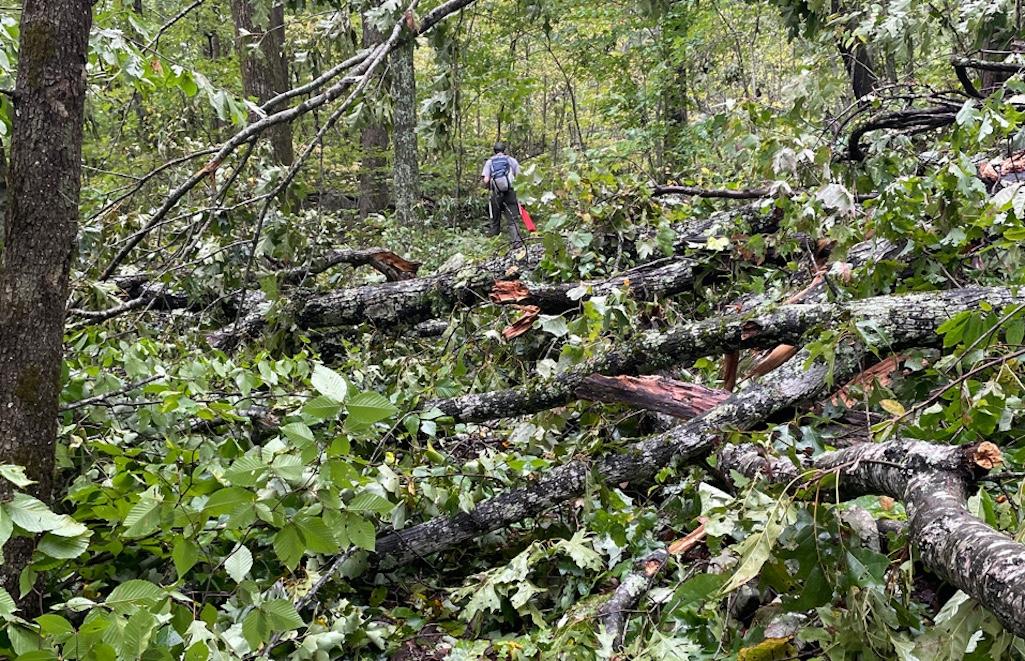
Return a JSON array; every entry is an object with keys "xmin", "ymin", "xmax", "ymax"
[
  {"xmin": 0, "ymin": 465, "xmax": 34, "ymax": 488},
  {"xmin": 225, "ymin": 544, "xmax": 253, "ymax": 583},
  {"xmin": 346, "ymin": 392, "xmax": 398, "ymax": 426},
  {"xmin": 104, "ymin": 580, "xmax": 165, "ymax": 614},
  {"xmin": 261, "ymin": 599, "xmax": 304, "ymax": 631},
  {"xmin": 120, "ymin": 609, "xmax": 158, "ymax": 659},
  {"xmin": 123, "ymin": 487, "xmax": 163, "ymax": 538},
  {"xmin": 302, "ymin": 396, "xmax": 342, "ymax": 421},
  {"xmin": 173, "ymin": 538, "xmax": 200, "ymax": 578},
  {"xmin": 4, "ymin": 494, "xmax": 86, "ymax": 537},
  {"xmin": 37, "ymin": 532, "xmax": 89, "ymax": 560},
  {"xmin": 204, "ymin": 487, "xmax": 254, "ymax": 517},
  {"xmin": 345, "ymin": 514, "xmax": 376, "ymax": 551},
  {"xmin": 311, "ymin": 364, "xmax": 348, "ymax": 402},
  {"xmin": 720, "ymin": 512, "xmax": 784, "ymax": 594},
  {"xmin": 184, "ymin": 641, "xmax": 210, "ymax": 661},
  {"xmin": 242, "ymin": 608, "xmax": 270, "ymax": 651},
  {"xmin": 34, "ymin": 614, "xmax": 74, "ymax": 637},
  {"xmin": 346, "ymin": 491, "xmax": 393, "ymax": 515},
  {"xmin": 297, "ymin": 517, "xmax": 340, "ymax": 554},
  {"xmin": 0, "ymin": 588, "xmax": 16, "ymax": 618},
  {"xmin": 539, "ymin": 315, "xmax": 569, "ymax": 338},
  {"xmin": 281, "ymin": 422, "xmax": 315, "ymax": 448},
  {"xmin": 273, "ymin": 524, "xmax": 304, "ymax": 570}
]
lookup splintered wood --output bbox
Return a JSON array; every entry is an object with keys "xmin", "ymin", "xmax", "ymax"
[
  {"xmin": 369, "ymin": 251, "xmax": 420, "ymax": 281},
  {"xmin": 502, "ymin": 305, "xmax": 541, "ymax": 340},
  {"xmin": 576, "ymin": 375, "xmax": 730, "ymax": 419},
  {"xmin": 490, "ymin": 280, "xmax": 531, "ymax": 304}
]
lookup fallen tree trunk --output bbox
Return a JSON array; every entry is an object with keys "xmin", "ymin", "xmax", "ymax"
[
  {"xmin": 210, "ymin": 205, "xmax": 789, "ymax": 345},
  {"xmin": 428, "ymin": 284, "xmax": 1007, "ymax": 423},
  {"xmin": 266, "ymin": 247, "xmax": 420, "ymax": 284},
  {"xmin": 489, "ymin": 257, "xmax": 697, "ymax": 313},
  {"xmin": 720, "ymin": 439, "xmax": 1025, "ymax": 637},
  {"xmin": 377, "ymin": 339, "xmax": 863, "ymax": 564},
  {"xmin": 377, "ymin": 286, "xmax": 1019, "ymax": 563},
  {"xmin": 72, "ymin": 247, "xmax": 417, "ymax": 324},
  {"xmin": 428, "ymin": 303, "xmax": 833, "ymax": 422},
  {"xmin": 210, "ymin": 246, "xmax": 544, "ymax": 348}
]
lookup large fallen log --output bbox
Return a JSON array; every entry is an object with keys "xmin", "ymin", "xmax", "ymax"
[
  {"xmin": 720, "ymin": 439, "xmax": 1025, "ymax": 637},
  {"xmin": 427, "ymin": 284, "xmax": 1002, "ymax": 423},
  {"xmin": 208, "ymin": 205, "xmax": 789, "ymax": 346},
  {"xmin": 265, "ymin": 247, "xmax": 420, "ymax": 285},
  {"xmin": 71, "ymin": 247, "xmax": 418, "ymax": 324},
  {"xmin": 376, "ymin": 285, "xmax": 1019, "ymax": 563},
  {"xmin": 210, "ymin": 246, "xmax": 544, "ymax": 349},
  {"xmin": 377, "ymin": 340, "xmax": 862, "ymax": 564},
  {"xmin": 427, "ymin": 303, "xmax": 833, "ymax": 422}
]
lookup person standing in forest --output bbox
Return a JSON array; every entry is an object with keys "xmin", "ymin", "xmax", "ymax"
[{"xmin": 482, "ymin": 142, "xmax": 523, "ymax": 248}]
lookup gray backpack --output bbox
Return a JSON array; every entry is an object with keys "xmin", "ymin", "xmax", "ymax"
[{"xmin": 490, "ymin": 155, "xmax": 512, "ymax": 192}]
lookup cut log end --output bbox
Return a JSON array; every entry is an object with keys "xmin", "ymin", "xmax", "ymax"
[{"xmin": 971, "ymin": 442, "xmax": 1003, "ymax": 471}]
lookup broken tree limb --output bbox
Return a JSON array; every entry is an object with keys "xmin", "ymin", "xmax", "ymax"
[
  {"xmin": 575, "ymin": 375, "xmax": 730, "ymax": 419},
  {"xmin": 490, "ymin": 257, "xmax": 697, "ymax": 313},
  {"xmin": 598, "ymin": 549, "xmax": 669, "ymax": 649},
  {"xmin": 652, "ymin": 185, "xmax": 781, "ymax": 200},
  {"xmin": 206, "ymin": 205, "xmax": 788, "ymax": 345},
  {"xmin": 267, "ymin": 248, "xmax": 420, "ymax": 285},
  {"xmin": 721, "ymin": 439, "xmax": 1025, "ymax": 637},
  {"xmin": 428, "ymin": 285, "xmax": 1021, "ymax": 423}
]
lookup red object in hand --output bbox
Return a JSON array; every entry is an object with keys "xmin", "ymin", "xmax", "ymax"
[{"xmin": 519, "ymin": 205, "xmax": 536, "ymax": 232}]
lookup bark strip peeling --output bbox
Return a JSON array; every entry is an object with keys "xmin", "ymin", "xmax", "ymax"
[{"xmin": 722, "ymin": 439, "xmax": 1025, "ymax": 637}]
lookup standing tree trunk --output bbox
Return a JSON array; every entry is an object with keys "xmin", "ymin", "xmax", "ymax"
[
  {"xmin": 832, "ymin": 0, "xmax": 878, "ymax": 99},
  {"xmin": 391, "ymin": 35, "xmax": 420, "ymax": 226},
  {"xmin": 0, "ymin": 0, "xmax": 93, "ymax": 597},
  {"xmin": 230, "ymin": 0, "xmax": 294, "ymax": 165},
  {"xmin": 359, "ymin": 11, "xmax": 390, "ymax": 218}
]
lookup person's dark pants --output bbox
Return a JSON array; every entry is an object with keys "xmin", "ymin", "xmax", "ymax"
[{"xmin": 489, "ymin": 187, "xmax": 523, "ymax": 247}]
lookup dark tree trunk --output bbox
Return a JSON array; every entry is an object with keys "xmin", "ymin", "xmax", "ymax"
[
  {"xmin": 832, "ymin": 1, "xmax": 878, "ymax": 99},
  {"xmin": 359, "ymin": 12, "xmax": 390, "ymax": 218},
  {"xmin": 0, "ymin": 0, "xmax": 93, "ymax": 597},
  {"xmin": 230, "ymin": 0, "xmax": 294, "ymax": 165},
  {"xmin": 392, "ymin": 36, "xmax": 420, "ymax": 226}
]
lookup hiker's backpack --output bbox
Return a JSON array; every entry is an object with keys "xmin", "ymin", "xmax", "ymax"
[{"xmin": 490, "ymin": 155, "xmax": 512, "ymax": 192}]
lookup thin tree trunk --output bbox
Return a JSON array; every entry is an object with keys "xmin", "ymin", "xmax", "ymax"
[
  {"xmin": 230, "ymin": 0, "xmax": 294, "ymax": 165},
  {"xmin": 0, "ymin": 0, "xmax": 93, "ymax": 598},
  {"xmin": 359, "ymin": 11, "xmax": 390, "ymax": 218},
  {"xmin": 391, "ymin": 36, "xmax": 420, "ymax": 226}
]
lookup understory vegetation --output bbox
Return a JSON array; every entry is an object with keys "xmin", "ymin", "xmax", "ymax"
[{"xmin": 5, "ymin": 0, "xmax": 1025, "ymax": 659}]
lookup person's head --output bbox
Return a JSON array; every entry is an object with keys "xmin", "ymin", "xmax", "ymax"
[{"xmin": 493, "ymin": 141, "xmax": 506, "ymax": 154}]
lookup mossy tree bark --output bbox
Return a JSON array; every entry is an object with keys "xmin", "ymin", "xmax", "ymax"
[{"xmin": 0, "ymin": 0, "xmax": 92, "ymax": 599}]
